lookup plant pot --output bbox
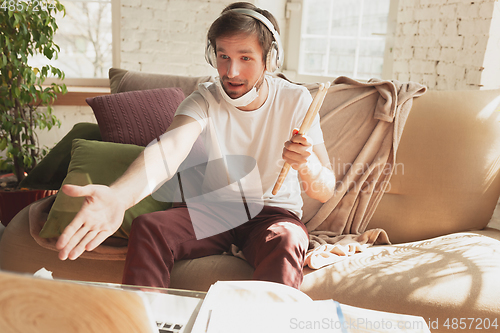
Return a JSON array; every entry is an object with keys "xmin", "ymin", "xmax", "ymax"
[{"xmin": 0, "ymin": 188, "xmax": 58, "ymax": 227}]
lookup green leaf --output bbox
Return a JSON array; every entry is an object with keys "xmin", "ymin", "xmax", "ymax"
[
  {"xmin": 0, "ymin": 137, "xmax": 7, "ymax": 151},
  {"xmin": 0, "ymin": 0, "xmax": 66, "ymax": 180},
  {"xmin": 9, "ymin": 146, "xmax": 18, "ymax": 157},
  {"xmin": 23, "ymin": 155, "xmax": 32, "ymax": 168}
]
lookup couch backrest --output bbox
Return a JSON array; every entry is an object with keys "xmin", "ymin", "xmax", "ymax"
[
  {"xmin": 369, "ymin": 89, "xmax": 500, "ymax": 243},
  {"xmin": 109, "ymin": 68, "xmax": 214, "ymax": 97},
  {"xmin": 108, "ymin": 68, "xmax": 500, "ymax": 244}
]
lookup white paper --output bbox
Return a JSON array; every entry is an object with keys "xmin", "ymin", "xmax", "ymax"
[
  {"xmin": 191, "ymin": 281, "xmax": 344, "ymax": 333},
  {"xmin": 206, "ymin": 299, "xmax": 342, "ymax": 333},
  {"xmin": 33, "ymin": 267, "xmax": 53, "ymax": 279}
]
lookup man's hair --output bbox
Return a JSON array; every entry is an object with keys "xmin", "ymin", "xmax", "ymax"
[{"xmin": 207, "ymin": 2, "xmax": 280, "ymax": 64}]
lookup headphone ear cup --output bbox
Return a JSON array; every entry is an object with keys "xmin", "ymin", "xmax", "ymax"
[
  {"xmin": 266, "ymin": 41, "xmax": 279, "ymax": 73},
  {"xmin": 205, "ymin": 41, "xmax": 217, "ymax": 68}
]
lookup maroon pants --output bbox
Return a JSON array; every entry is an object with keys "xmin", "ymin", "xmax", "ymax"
[{"xmin": 122, "ymin": 203, "xmax": 309, "ymax": 289}]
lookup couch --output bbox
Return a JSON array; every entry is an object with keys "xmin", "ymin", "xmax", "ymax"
[{"xmin": 1, "ymin": 68, "xmax": 500, "ymax": 332}]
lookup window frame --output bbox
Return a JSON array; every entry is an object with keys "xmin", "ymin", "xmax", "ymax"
[
  {"xmin": 44, "ymin": 0, "xmax": 120, "ymax": 88},
  {"xmin": 283, "ymin": 0, "xmax": 399, "ymax": 83}
]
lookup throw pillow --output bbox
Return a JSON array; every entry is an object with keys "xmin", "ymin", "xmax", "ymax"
[
  {"xmin": 86, "ymin": 87, "xmax": 185, "ymax": 147},
  {"xmin": 19, "ymin": 123, "xmax": 102, "ymax": 190},
  {"xmin": 39, "ymin": 139, "xmax": 175, "ymax": 240},
  {"xmin": 108, "ymin": 67, "xmax": 214, "ymax": 96},
  {"xmin": 86, "ymin": 87, "xmax": 206, "ymax": 172}
]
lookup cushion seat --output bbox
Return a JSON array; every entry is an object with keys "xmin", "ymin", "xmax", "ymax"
[
  {"xmin": 0, "ymin": 201, "xmax": 126, "ymax": 283},
  {"xmin": 301, "ymin": 229, "xmax": 500, "ymax": 328},
  {"xmin": 3, "ymin": 198, "xmax": 499, "ymax": 332}
]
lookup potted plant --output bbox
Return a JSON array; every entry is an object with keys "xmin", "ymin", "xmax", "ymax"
[{"xmin": 0, "ymin": 0, "xmax": 67, "ymax": 226}]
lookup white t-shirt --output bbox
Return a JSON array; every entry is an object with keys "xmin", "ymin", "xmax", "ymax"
[{"xmin": 175, "ymin": 75, "xmax": 324, "ymax": 219}]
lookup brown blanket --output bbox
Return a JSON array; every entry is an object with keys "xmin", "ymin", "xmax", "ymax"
[{"xmin": 303, "ymin": 77, "xmax": 427, "ymax": 268}]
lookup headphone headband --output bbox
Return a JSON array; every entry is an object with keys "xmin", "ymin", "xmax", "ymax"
[{"xmin": 205, "ymin": 8, "xmax": 284, "ymax": 72}]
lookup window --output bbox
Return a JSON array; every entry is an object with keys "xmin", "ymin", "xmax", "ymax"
[
  {"xmin": 285, "ymin": 0, "xmax": 397, "ymax": 83},
  {"xmin": 29, "ymin": 0, "xmax": 120, "ymax": 85}
]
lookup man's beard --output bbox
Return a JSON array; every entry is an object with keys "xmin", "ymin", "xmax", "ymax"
[{"xmin": 221, "ymin": 71, "xmax": 265, "ymax": 98}]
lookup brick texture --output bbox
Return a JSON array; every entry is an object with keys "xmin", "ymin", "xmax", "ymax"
[
  {"xmin": 119, "ymin": 0, "xmax": 289, "ymax": 78},
  {"xmin": 119, "ymin": 0, "xmax": 499, "ymax": 90},
  {"xmin": 120, "ymin": 0, "xmax": 235, "ymax": 77},
  {"xmin": 393, "ymin": 0, "xmax": 498, "ymax": 90}
]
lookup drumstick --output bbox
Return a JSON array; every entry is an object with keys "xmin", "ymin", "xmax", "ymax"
[{"xmin": 272, "ymin": 81, "xmax": 331, "ymax": 195}]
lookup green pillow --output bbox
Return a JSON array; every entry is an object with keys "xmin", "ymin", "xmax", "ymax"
[
  {"xmin": 39, "ymin": 139, "xmax": 174, "ymax": 239},
  {"xmin": 19, "ymin": 123, "xmax": 102, "ymax": 190}
]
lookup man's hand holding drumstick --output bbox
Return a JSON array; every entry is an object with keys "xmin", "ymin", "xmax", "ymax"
[{"xmin": 273, "ymin": 82, "xmax": 336, "ymax": 203}]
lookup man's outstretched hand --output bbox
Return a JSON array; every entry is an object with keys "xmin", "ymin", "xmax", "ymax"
[{"xmin": 56, "ymin": 184, "xmax": 127, "ymax": 261}]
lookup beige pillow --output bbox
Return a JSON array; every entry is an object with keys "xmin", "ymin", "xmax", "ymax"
[{"xmin": 108, "ymin": 67, "xmax": 214, "ymax": 96}]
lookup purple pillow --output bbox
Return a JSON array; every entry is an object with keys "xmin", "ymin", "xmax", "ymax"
[
  {"xmin": 87, "ymin": 87, "xmax": 206, "ymax": 159},
  {"xmin": 86, "ymin": 88, "xmax": 185, "ymax": 146}
]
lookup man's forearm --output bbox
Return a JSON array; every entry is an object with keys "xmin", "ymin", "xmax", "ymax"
[
  {"xmin": 109, "ymin": 148, "xmax": 159, "ymax": 210},
  {"xmin": 110, "ymin": 116, "xmax": 202, "ymax": 210},
  {"xmin": 298, "ymin": 153, "xmax": 336, "ymax": 203}
]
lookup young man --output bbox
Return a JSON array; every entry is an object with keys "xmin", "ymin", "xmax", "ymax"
[{"xmin": 56, "ymin": 2, "xmax": 335, "ymax": 289}]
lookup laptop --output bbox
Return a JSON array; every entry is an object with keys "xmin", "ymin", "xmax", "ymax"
[{"xmin": 0, "ymin": 270, "xmax": 203, "ymax": 333}]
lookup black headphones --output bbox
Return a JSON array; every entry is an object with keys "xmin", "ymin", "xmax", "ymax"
[{"xmin": 205, "ymin": 8, "xmax": 284, "ymax": 73}]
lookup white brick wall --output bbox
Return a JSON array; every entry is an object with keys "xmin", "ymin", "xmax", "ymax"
[
  {"xmin": 119, "ymin": 0, "xmax": 498, "ymax": 90},
  {"xmin": 119, "ymin": 0, "xmax": 288, "ymax": 78},
  {"xmin": 393, "ymin": 0, "xmax": 498, "ymax": 90},
  {"xmin": 120, "ymin": 0, "xmax": 237, "ymax": 77},
  {"xmin": 481, "ymin": 0, "xmax": 500, "ymax": 89}
]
